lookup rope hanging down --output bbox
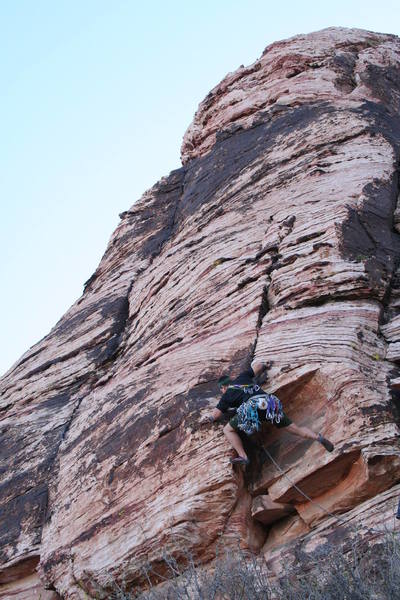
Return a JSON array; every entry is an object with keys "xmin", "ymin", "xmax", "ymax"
[{"xmin": 261, "ymin": 447, "xmax": 395, "ymax": 538}]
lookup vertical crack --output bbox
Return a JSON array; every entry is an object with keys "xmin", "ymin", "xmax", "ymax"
[
  {"xmin": 250, "ymin": 215, "xmax": 296, "ymax": 362},
  {"xmin": 256, "ymin": 285, "xmax": 270, "ymax": 332}
]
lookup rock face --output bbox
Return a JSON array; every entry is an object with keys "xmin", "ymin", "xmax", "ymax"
[{"xmin": 1, "ymin": 27, "xmax": 400, "ymax": 598}]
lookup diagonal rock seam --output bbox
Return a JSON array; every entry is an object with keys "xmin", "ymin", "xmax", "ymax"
[
  {"xmin": 0, "ymin": 280, "xmax": 139, "ymax": 586},
  {"xmin": 39, "ymin": 184, "xmax": 188, "ymax": 539}
]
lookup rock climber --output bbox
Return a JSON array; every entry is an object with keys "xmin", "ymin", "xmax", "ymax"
[{"xmin": 200, "ymin": 361, "xmax": 334, "ymax": 465}]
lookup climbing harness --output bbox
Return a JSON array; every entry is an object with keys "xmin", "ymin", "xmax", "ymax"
[
  {"xmin": 228, "ymin": 383, "xmax": 260, "ymax": 395},
  {"xmin": 236, "ymin": 399, "xmax": 260, "ymax": 435},
  {"xmin": 236, "ymin": 394, "xmax": 283, "ymax": 435}
]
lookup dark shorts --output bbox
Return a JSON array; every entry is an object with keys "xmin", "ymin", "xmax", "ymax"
[{"xmin": 229, "ymin": 412, "xmax": 292, "ymax": 432}]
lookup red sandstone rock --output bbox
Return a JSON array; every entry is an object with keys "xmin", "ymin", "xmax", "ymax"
[
  {"xmin": 263, "ymin": 483, "xmax": 400, "ymax": 575},
  {"xmin": 1, "ymin": 27, "xmax": 400, "ymax": 598},
  {"xmin": 181, "ymin": 27, "xmax": 400, "ymax": 164},
  {"xmin": 251, "ymin": 495, "xmax": 295, "ymax": 525}
]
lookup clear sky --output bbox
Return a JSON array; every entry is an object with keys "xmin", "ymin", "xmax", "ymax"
[{"xmin": 1, "ymin": 0, "xmax": 400, "ymax": 377}]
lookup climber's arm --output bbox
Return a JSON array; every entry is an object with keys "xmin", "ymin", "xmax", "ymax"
[
  {"xmin": 199, "ymin": 408, "xmax": 223, "ymax": 424},
  {"xmin": 251, "ymin": 360, "xmax": 272, "ymax": 383},
  {"xmin": 251, "ymin": 361, "xmax": 266, "ymax": 377}
]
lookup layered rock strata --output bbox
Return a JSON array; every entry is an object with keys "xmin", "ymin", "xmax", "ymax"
[{"xmin": 1, "ymin": 27, "xmax": 400, "ymax": 598}]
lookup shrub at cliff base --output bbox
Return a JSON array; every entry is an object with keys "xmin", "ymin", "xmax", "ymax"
[{"xmin": 106, "ymin": 533, "xmax": 400, "ymax": 600}]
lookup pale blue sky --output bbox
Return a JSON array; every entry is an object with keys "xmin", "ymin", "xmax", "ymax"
[{"xmin": 1, "ymin": 0, "xmax": 400, "ymax": 376}]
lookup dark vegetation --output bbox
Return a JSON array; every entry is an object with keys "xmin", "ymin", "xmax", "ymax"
[{"xmin": 105, "ymin": 533, "xmax": 400, "ymax": 600}]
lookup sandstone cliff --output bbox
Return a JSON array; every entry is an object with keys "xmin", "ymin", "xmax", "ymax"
[{"xmin": 1, "ymin": 27, "xmax": 400, "ymax": 599}]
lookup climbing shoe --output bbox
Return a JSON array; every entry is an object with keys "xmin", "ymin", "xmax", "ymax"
[
  {"xmin": 318, "ymin": 433, "xmax": 334, "ymax": 452},
  {"xmin": 229, "ymin": 457, "xmax": 250, "ymax": 466}
]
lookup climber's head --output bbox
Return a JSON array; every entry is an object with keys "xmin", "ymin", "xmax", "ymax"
[{"xmin": 218, "ymin": 375, "xmax": 231, "ymax": 394}]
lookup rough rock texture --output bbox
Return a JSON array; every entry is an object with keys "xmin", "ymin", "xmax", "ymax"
[
  {"xmin": 1, "ymin": 26, "xmax": 400, "ymax": 598},
  {"xmin": 251, "ymin": 495, "xmax": 295, "ymax": 525}
]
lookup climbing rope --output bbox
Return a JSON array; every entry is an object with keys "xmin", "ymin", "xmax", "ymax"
[{"xmin": 261, "ymin": 446, "xmax": 396, "ymax": 538}]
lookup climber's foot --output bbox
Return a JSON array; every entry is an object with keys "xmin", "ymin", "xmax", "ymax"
[
  {"xmin": 229, "ymin": 456, "xmax": 250, "ymax": 466},
  {"xmin": 318, "ymin": 434, "xmax": 334, "ymax": 452}
]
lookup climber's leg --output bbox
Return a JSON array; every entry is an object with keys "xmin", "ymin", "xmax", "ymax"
[
  {"xmin": 223, "ymin": 422, "xmax": 249, "ymax": 463},
  {"xmin": 286, "ymin": 422, "xmax": 318, "ymax": 440},
  {"xmin": 286, "ymin": 423, "xmax": 334, "ymax": 452}
]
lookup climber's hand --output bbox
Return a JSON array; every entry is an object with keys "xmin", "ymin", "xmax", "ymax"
[
  {"xmin": 199, "ymin": 408, "xmax": 223, "ymax": 425},
  {"xmin": 199, "ymin": 414, "xmax": 214, "ymax": 425}
]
